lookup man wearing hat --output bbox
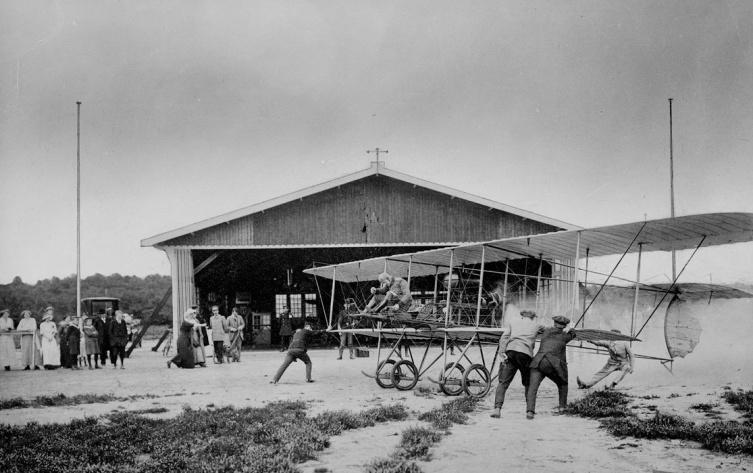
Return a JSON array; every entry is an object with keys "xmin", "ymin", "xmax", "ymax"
[
  {"xmin": 525, "ymin": 315, "xmax": 576, "ymax": 419},
  {"xmin": 362, "ymin": 272, "xmax": 413, "ymax": 314},
  {"xmin": 490, "ymin": 309, "xmax": 544, "ymax": 419},
  {"xmin": 577, "ymin": 329, "xmax": 634, "ymax": 390}
]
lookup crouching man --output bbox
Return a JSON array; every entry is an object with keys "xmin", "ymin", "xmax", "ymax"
[{"xmin": 271, "ymin": 323, "xmax": 323, "ymax": 384}]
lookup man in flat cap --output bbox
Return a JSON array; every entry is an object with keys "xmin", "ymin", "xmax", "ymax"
[
  {"xmin": 525, "ymin": 315, "xmax": 576, "ymax": 419},
  {"xmin": 490, "ymin": 309, "xmax": 544, "ymax": 419},
  {"xmin": 577, "ymin": 329, "xmax": 634, "ymax": 390}
]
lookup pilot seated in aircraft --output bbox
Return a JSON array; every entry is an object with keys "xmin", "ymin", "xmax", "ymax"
[{"xmin": 362, "ymin": 272, "xmax": 413, "ymax": 314}]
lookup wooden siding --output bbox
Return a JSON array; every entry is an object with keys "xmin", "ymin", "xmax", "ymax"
[{"xmin": 161, "ymin": 176, "xmax": 561, "ymax": 246}]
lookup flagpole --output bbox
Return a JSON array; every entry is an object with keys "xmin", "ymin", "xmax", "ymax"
[
  {"xmin": 76, "ymin": 101, "xmax": 82, "ymax": 319},
  {"xmin": 668, "ymin": 98, "xmax": 676, "ymax": 281}
]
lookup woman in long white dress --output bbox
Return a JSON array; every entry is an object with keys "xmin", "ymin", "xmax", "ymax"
[
  {"xmin": 17, "ymin": 310, "xmax": 42, "ymax": 370},
  {"xmin": 39, "ymin": 308, "xmax": 61, "ymax": 369},
  {"xmin": 0, "ymin": 309, "xmax": 15, "ymax": 370}
]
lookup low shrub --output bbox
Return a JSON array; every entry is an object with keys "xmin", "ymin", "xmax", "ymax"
[
  {"xmin": 128, "ymin": 407, "xmax": 168, "ymax": 415},
  {"xmin": 696, "ymin": 420, "xmax": 753, "ymax": 455},
  {"xmin": 417, "ymin": 396, "xmax": 479, "ymax": 430},
  {"xmin": 723, "ymin": 389, "xmax": 753, "ymax": 418},
  {"xmin": 603, "ymin": 412, "xmax": 696, "ymax": 440},
  {"xmin": 364, "ymin": 458, "xmax": 423, "ymax": 473},
  {"xmin": 689, "ymin": 403, "xmax": 718, "ymax": 412},
  {"xmin": 362, "ymin": 404, "xmax": 410, "ymax": 423},
  {"xmin": 0, "ymin": 393, "xmax": 162, "ymax": 410},
  {"xmin": 565, "ymin": 390, "xmax": 632, "ymax": 418},
  {"xmin": 395, "ymin": 426, "xmax": 443, "ymax": 460}
]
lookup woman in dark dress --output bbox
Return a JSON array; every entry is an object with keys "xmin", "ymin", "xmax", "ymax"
[
  {"xmin": 167, "ymin": 309, "xmax": 198, "ymax": 369},
  {"xmin": 58, "ymin": 319, "xmax": 71, "ymax": 369},
  {"xmin": 67, "ymin": 320, "xmax": 81, "ymax": 370}
]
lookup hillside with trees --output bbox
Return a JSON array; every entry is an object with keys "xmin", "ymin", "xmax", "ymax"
[{"xmin": 0, "ymin": 274, "xmax": 172, "ymax": 323}]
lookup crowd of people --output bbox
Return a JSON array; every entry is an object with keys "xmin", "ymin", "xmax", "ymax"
[
  {"xmin": 167, "ymin": 305, "xmax": 245, "ymax": 369},
  {"xmin": 0, "ymin": 306, "xmax": 137, "ymax": 371}
]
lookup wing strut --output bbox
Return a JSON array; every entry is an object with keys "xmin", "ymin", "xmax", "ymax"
[
  {"xmin": 573, "ymin": 221, "xmax": 647, "ymax": 327},
  {"xmin": 629, "ymin": 243, "xmax": 643, "ymax": 345},
  {"xmin": 633, "ymin": 236, "xmax": 706, "ymax": 340}
]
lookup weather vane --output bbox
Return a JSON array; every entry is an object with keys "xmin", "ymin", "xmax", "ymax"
[{"xmin": 366, "ymin": 147, "xmax": 388, "ymax": 161}]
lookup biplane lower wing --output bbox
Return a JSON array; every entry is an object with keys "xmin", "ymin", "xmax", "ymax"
[{"xmin": 330, "ymin": 327, "xmax": 639, "ymax": 343}]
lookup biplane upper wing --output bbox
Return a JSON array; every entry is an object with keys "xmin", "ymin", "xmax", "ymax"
[
  {"xmin": 304, "ymin": 212, "xmax": 753, "ymax": 282},
  {"xmin": 647, "ymin": 283, "xmax": 753, "ymax": 301}
]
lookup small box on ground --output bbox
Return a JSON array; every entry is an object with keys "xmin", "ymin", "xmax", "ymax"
[{"xmin": 355, "ymin": 348, "xmax": 369, "ymax": 358}]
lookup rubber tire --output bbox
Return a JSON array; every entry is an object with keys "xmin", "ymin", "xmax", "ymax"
[
  {"xmin": 391, "ymin": 359, "xmax": 419, "ymax": 391},
  {"xmin": 375, "ymin": 359, "xmax": 397, "ymax": 389},
  {"xmin": 462, "ymin": 363, "xmax": 491, "ymax": 398},
  {"xmin": 440, "ymin": 362, "xmax": 465, "ymax": 396}
]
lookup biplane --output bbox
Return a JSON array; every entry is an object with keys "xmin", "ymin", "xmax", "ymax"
[{"xmin": 304, "ymin": 212, "xmax": 753, "ymax": 397}]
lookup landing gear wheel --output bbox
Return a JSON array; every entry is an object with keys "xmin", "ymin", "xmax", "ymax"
[
  {"xmin": 391, "ymin": 360, "xmax": 419, "ymax": 391},
  {"xmin": 462, "ymin": 364, "xmax": 491, "ymax": 398},
  {"xmin": 375, "ymin": 359, "xmax": 397, "ymax": 389},
  {"xmin": 440, "ymin": 362, "xmax": 465, "ymax": 396}
]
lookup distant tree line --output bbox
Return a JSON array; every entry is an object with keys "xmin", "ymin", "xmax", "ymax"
[{"xmin": 0, "ymin": 274, "xmax": 172, "ymax": 323}]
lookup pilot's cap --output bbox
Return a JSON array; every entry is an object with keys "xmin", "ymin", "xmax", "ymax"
[
  {"xmin": 552, "ymin": 315, "xmax": 570, "ymax": 326},
  {"xmin": 377, "ymin": 272, "xmax": 392, "ymax": 283}
]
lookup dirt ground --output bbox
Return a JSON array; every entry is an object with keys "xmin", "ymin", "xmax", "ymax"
[{"xmin": 1, "ymin": 341, "xmax": 752, "ymax": 473}]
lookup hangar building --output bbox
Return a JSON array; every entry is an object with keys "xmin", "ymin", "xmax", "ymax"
[{"xmin": 141, "ymin": 161, "xmax": 576, "ymax": 345}]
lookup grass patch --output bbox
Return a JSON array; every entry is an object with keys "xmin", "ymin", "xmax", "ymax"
[
  {"xmin": 129, "ymin": 407, "xmax": 169, "ymax": 415},
  {"xmin": 394, "ymin": 426, "xmax": 443, "ymax": 460},
  {"xmin": 368, "ymin": 397, "xmax": 480, "ymax": 472},
  {"xmin": 364, "ymin": 458, "xmax": 423, "ymax": 473},
  {"xmin": 690, "ymin": 403, "xmax": 718, "ymax": 412},
  {"xmin": 722, "ymin": 389, "xmax": 753, "ymax": 419},
  {"xmin": 0, "ymin": 400, "xmax": 410, "ymax": 473},
  {"xmin": 565, "ymin": 390, "xmax": 632, "ymax": 418},
  {"xmin": 0, "ymin": 393, "xmax": 162, "ymax": 410},
  {"xmin": 567, "ymin": 390, "xmax": 753, "ymax": 456},
  {"xmin": 417, "ymin": 396, "xmax": 479, "ymax": 430},
  {"xmin": 604, "ymin": 413, "xmax": 753, "ymax": 455},
  {"xmin": 313, "ymin": 404, "xmax": 407, "ymax": 435}
]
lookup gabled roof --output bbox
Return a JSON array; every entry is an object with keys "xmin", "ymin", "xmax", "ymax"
[{"xmin": 141, "ymin": 161, "xmax": 579, "ymax": 247}]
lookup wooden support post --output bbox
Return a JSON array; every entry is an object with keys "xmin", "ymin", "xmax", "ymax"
[
  {"xmin": 329, "ymin": 267, "xmax": 337, "ymax": 329},
  {"xmin": 407, "ymin": 256, "xmax": 412, "ymax": 288},
  {"xmin": 475, "ymin": 246, "xmax": 486, "ymax": 327},
  {"xmin": 445, "ymin": 250, "xmax": 454, "ymax": 328},
  {"xmin": 535, "ymin": 254, "xmax": 543, "ymax": 313},
  {"xmin": 571, "ymin": 232, "xmax": 582, "ymax": 319},
  {"xmin": 433, "ymin": 267, "xmax": 439, "ymax": 305},
  {"xmin": 630, "ymin": 244, "xmax": 643, "ymax": 345},
  {"xmin": 501, "ymin": 259, "xmax": 509, "ymax": 326}
]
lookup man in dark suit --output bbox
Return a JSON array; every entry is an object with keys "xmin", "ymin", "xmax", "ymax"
[
  {"xmin": 525, "ymin": 315, "xmax": 576, "ymax": 420},
  {"xmin": 92, "ymin": 310, "xmax": 110, "ymax": 368}
]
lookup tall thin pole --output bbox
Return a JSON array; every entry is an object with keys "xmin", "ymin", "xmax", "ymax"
[
  {"xmin": 76, "ymin": 101, "xmax": 82, "ymax": 319},
  {"xmin": 669, "ymin": 98, "xmax": 676, "ymax": 280}
]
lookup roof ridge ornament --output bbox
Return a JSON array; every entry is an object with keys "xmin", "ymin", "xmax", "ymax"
[{"xmin": 366, "ymin": 148, "xmax": 388, "ymax": 174}]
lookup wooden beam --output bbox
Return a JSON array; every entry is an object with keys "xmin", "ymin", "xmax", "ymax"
[{"xmin": 194, "ymin": 251, "xmax": 222, "ymax": 275}]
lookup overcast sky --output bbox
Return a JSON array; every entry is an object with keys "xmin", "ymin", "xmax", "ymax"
[{"xmin": 1, "ymin": 0, "xmax": 752, "ymax": 285}]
